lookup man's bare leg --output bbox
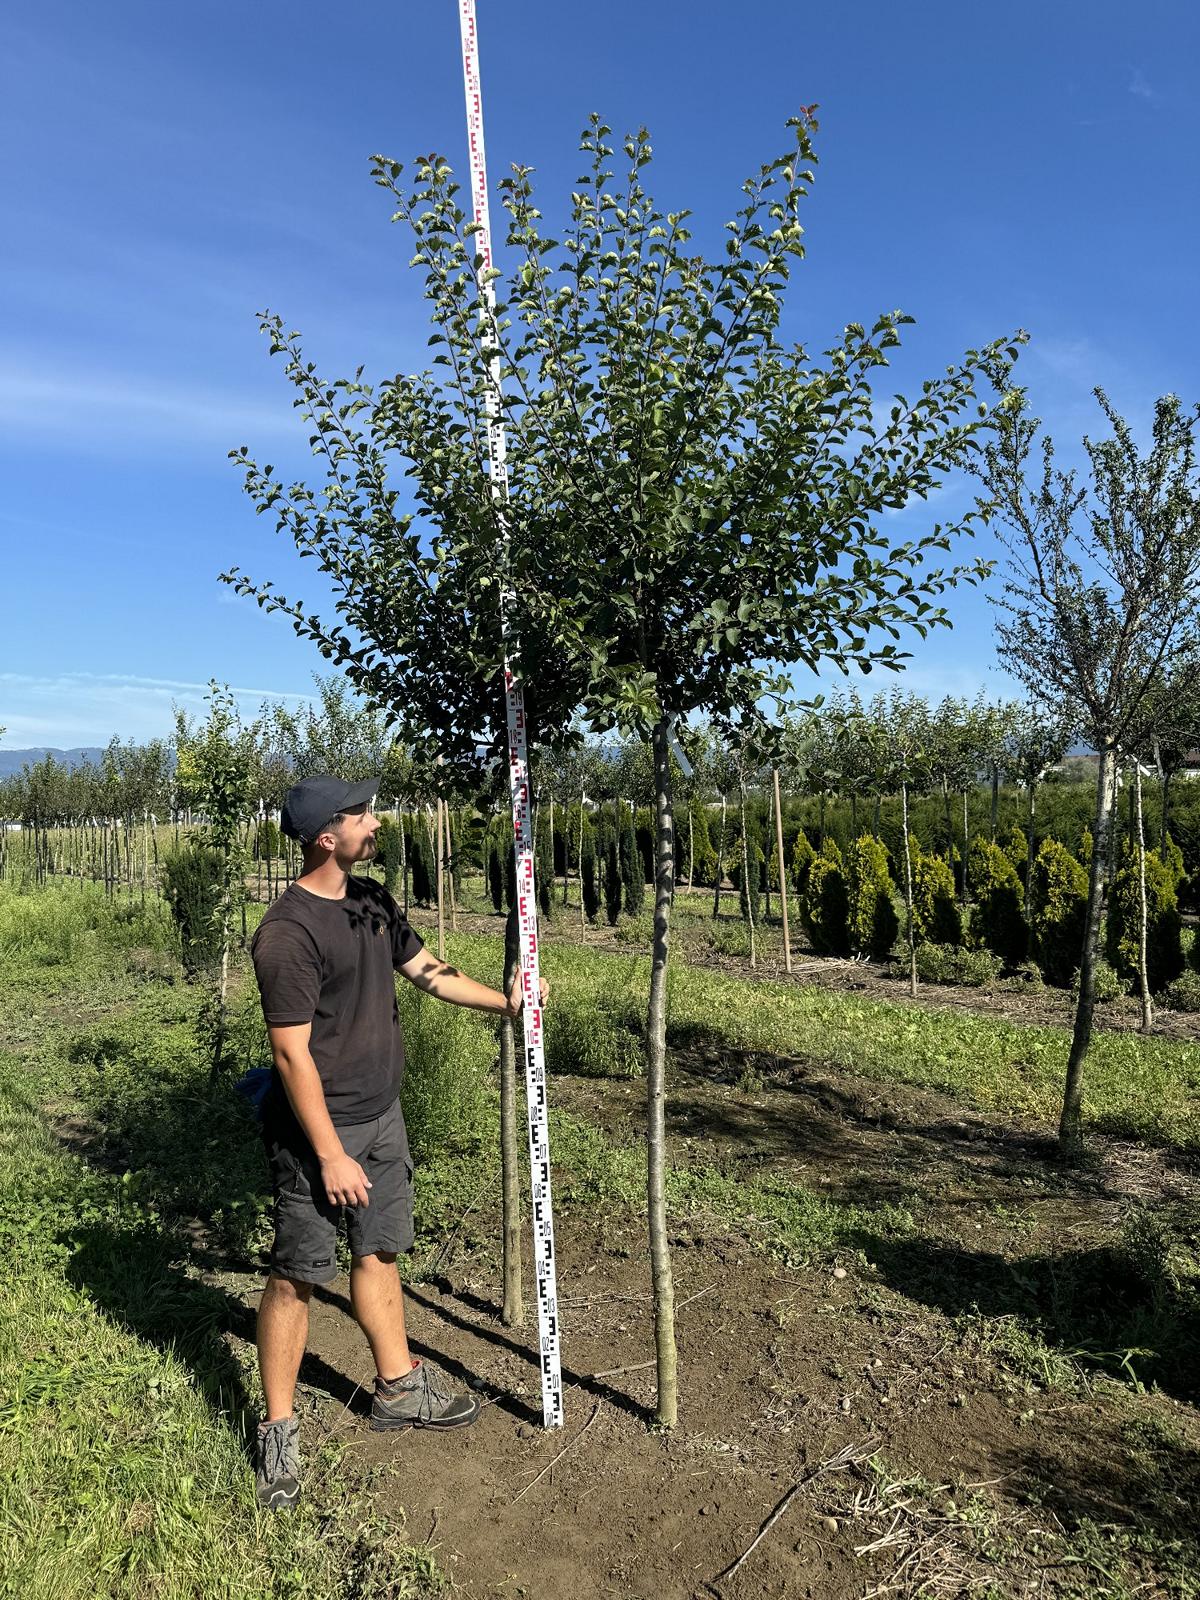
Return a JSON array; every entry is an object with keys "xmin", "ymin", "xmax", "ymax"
[
  {"xmin": 257, "ymin": 1274, "xmax": 313, "ymax": 1421},
  {"xmin": 350, "ymin": 1252, "xmax": 414, "ymax": 1379}
]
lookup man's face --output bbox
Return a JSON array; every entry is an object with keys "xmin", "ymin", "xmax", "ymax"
[{"xmin": 319, "ymin": 803, "xmax": 379, "ymax": 867}]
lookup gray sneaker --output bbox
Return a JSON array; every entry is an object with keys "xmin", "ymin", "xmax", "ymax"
[
  {"xmin": 370, "ymin": 1361, "xmax": 480, "ymax": 1432},
  {"xmin": 256, "ymin": 1416, "xmax": 300, "ymax": 1510}
]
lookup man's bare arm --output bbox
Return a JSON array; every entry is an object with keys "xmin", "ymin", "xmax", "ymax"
[
  {"xmin": 398, "ymin": 946, "xmax": 548, "ymax": 1013},
  {"xmin": 267, "ymin": 1022, "xmax": 372, "ymax": 1208}
]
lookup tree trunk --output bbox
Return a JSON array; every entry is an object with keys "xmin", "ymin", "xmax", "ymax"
[
  {"xmin": 901, "ymin": 781, "xmax": 917, "ymax": 998},
  {"xmin": 1061, "ymin": 746, "xmax": 1117, "ymax": 1148},
  {"xmin": 990, "ymin": 762, "xmax": 1000, "ymax": 842},
  {"xmin": 773, "ymin": 768, "xmax": 792, "ymax": 974},
  {"xmin": 1135, "ymin": 763, "xmax": 1153, "ymax": 1033},
  {"xmin": 711, "ymin": 795, "xmax": 727, "ymax": 919},
  {"xmin": 434, "ymin": 804, "xmax": 445, "ymax": 959},
  {"xmin": 400, "ymin": 809, "xmax": 409, "ymax": 917},
  {"xmin": 764, "ymin": 785, "xmax": 774, "ymax": 922},
  {"xmin": 1160, "ymin": 769, "xmax": 1172, "ymax": 855},
  {"xmin": 687, "ymin": 807, "xmax": 694, "ymax": 892},
  {"xmin": 740, "ymin": 783, "xmax": 756, "ymax": 970},
  {"xmin": 647, "ymin": 717, "xmax": 678, "ymax": 1427},
  {"xmin": 961, "ymin": 789, "xmax": 970, "ymax": 906},
  {"xmin": 1026, "ymin": 780, "xmax": 1037, "ymax": 888},
  {"xmin": 578, "ymin": 794, "xmax": 586, "ymax": 939},
  {"xmin": 499, "ymin": 905, "xmax": 524, "ymax": 1326}
]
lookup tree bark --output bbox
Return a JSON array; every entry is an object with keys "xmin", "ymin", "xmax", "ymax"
[
  {"xmin": 773, "ymin": 768, "xmax": 792, "ymax": 974},
  {"xmin": 578, "ymin": 794, "xmax": 586, "ymax": 939},
  {"xmin": 740, "ymin": 782, "xmax": 756, "ymax": 970},
  {"xmin": 499, "ymin": 905, "xmax": 524, "ymax": 1326},
  {"xmin": 1061, "ymin": 746, "xmax": 1117, "ymax": 1148},
  {"xmin": 1160, "ymin": 770, "xmax": 1172, "ymax": 855},
  {"xmin": 901, "ymin": 781, "xmax": 917, "ymax": 997},
  {"xmin": 711, "ymin": 794, "xmax": 727, "ymax": 920},
  {"xmin": 1026, "ymin": 779, "xmax": 1037, "ymax": 888},
  {"xmin": 1135, "ymin": 763, "xmax": 1153, "ymax": 1033},
  {"xmin": 434, "ymin": 803, "xmax": 446, "ymax": 959},
  {"xmin": 647, "ymin": 717, "xmax": 678, "ymax": 1427}
]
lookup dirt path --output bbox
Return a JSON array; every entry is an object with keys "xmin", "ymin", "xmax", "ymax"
[{"xmin": 202, "ymin": 1056, "xmax": 1200, "ymax": 1599}]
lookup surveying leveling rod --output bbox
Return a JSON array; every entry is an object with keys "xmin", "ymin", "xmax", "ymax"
[{"xmin": 457, "ymin": 0, "xmax": 564, "ymax": 1430}]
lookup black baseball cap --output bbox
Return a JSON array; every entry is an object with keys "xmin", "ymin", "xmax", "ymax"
[{"xmin": 281, "ymin": 775, "xmax": 380, "ymax": 842}]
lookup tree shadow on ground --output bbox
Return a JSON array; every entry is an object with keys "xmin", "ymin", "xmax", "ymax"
[
  {"xmin": 992, "ymin": 1425, "xmax": 1200, "ymax": 1579},
  {"xmin": 849, "ymin": 1228, "xmax": 1200, "ymax": 1407}
]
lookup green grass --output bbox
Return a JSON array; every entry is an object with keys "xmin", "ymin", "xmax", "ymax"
[
  {"xmin": 0, "ymin": 1044, "xmax": 441, "ymax": 1600},
  {"xmin": 3, "ymin": 880, "xmax": 1199, "ymax": 1598},
  {"xmin": 428, "ymin": 928, "xmax": 1200, "ymax": 1151}
]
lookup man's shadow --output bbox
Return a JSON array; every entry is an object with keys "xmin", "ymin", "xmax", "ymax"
[{"xmin": 64, "ymin": 1223, "xmax": 380, "ymax": 1455}]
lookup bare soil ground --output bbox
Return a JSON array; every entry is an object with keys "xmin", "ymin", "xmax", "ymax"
[{"xmin": 198, "ymin": 1047, "xmax": 1200, "ymax": 1599}]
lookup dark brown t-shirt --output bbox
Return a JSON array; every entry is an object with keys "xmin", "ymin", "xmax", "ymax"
[{"xmin": 250, "ymin": 875, "xmax": 424, "ymax": 1131}]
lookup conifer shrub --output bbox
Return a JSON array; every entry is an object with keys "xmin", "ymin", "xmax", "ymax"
[
  {"xmin": 580, "ymin": 814, "xmax": 600, "ymax": 921},
  {"xmin": 803, "ymin": 840, "xmax": 850, "ymax": 954},
  {"xmin": 1161, "ymin": 968, "xmax": 1200, "ymax": 1012},
  {"xmin": 688, "ymin": 801, "xmax": 717, "ymax": 886},
  {"xmin": 845, "ymin": 835, "xmax": 899, "ymax": 958},
  {"xmin": 968, "ymin": 838, "xmax": 1028, "ymax": 965},
  {"xmin": 619, "ymin": 804, "xmax": 644, "ymax": 917},
  {"xmin": 375, "ymin": 814, "xmax": 402, "ymax": 896},
  {"xmin": 1106, "ymin": 845, "xmax": 1184, "ymax": 993},
  {"xmin": 254, "ymin": 817, "xmax": 280, "ymax": 860},
  {"xmin": 602, "ymin": 813, "xmax": 622, "ymax": 925},
  {"xmin": 483, "ymin": 814, "xmax": 512, "ymax": 912},
  {"xmin": 791, "ymin": 828, "xmax": 816, "ymax": 899},
  {"xmin": 160, "ymin": 842, "xmax": 224, "ymax": 977},
  {"xmin": 1163, "ymin": 832, "xmax": 1186, "ymax": 889},
  {"xmin": 1079, "ymin": 827, "xmax": 1093, "ymax": 867},
  {"xmin": 1003, "ymin": 823, "xmax": 1029, "ymax": 885},
  {"xmin": 735, "ymin": 838, "xmax": 765, "ymax": 925},
  {"xmin": 634, "ymin": 805, "xmax": 655, "ymax": 888},
  {"xmin": 911, "ymin": 845, "xmax": 963, "ymax": 947},
  {"xmin": 1028, "ymin": 836, "xmax": 1088, "ymax": 987}
]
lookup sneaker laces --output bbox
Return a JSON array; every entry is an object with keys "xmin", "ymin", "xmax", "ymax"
[
  {"xmin": 259, "ymin": 1419, "xmax": 298, "ymax": 1484},
  {"xmin": 385, "ymin": 1362, "xmax": 453, "ymax": 1422}
]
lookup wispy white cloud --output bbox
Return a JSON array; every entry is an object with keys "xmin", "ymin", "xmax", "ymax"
[
  {"xmin": 1129, "ymin": 68, "xmax": 1162, "ymax": 106},
  {"xmin": 0, "ymin": 671, "xmax": 316, "ymax": 749},
  {"xmin": 0, "ymin": 363, "xmax": 297, "ymax": 455}
]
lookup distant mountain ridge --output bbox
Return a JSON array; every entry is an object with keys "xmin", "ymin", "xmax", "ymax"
[{"xmin": 0, "ymin": 748, "xmax": 106, "ymax": 778}]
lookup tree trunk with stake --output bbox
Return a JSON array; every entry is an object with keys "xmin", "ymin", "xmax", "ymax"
[
  {"xmin": 712, "ymin": 794, "xmax": 727, "ymax": 920},
  {"xmin": 499, "ymin": 904, "xmax": 524, "ymax": 1326},
  {"xmin": 740, "ymin": 782, "xmax": 756, "ymax": 970},
  {"xmin": 1061, "ymin": 746, "xmax": 1118, "ymax": 1146},
  {"xmin": 773, "ymin": 767, "xmax": 792, "ymax": 974},
  {"xmin": 1135, "ymin": 761, "xmax": 1153, "ymax": 1033},
  {"xmin": 901, "ymin": 780, "xmax": 917, "ymax": 998},
  {"xmin": 647, "ymin": 717, "xmax": 678, "ymax": 1426}
]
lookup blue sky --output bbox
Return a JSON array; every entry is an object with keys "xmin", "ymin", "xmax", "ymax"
[{"xmin": 2, "ymin": 0, "xmax": 1196, "ymax": 748}]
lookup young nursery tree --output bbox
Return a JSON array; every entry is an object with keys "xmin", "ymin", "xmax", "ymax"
[
  {"xmin": 981, "ymin": 387, "xmax": 1200, "ymax": 1146},
  {"xmin": 235, "ymin": 110, "xmax": 1019, "ymax": 1424}
]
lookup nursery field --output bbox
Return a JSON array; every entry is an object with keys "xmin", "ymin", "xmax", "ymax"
[{"xmin": 3, "ymin": 879, "xmax": 1200, "ymax": 1600}]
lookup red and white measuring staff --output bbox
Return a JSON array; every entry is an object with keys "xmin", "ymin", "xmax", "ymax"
[{"xmin": 458, "ymin": 0, "xmax": 563, "ymax": 1430}]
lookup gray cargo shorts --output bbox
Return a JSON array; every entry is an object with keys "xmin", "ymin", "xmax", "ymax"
[{"xmin": 264, "ymin": 1098, "xmax": 414, "ymax": 1286}]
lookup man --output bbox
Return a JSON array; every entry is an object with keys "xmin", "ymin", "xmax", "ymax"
[{"xmin": 250, "ymin": 774, "xmax": 544, "ymax": 1511}]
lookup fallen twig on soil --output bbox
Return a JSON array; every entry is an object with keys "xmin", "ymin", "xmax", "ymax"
[
  {"xmin": 706, "ymin": 1435, "xmax": 881, "ymax": 1589},
  {"xmin": 511, "ymin": 1401, "xmax": 600, "ymax": 1504}
]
